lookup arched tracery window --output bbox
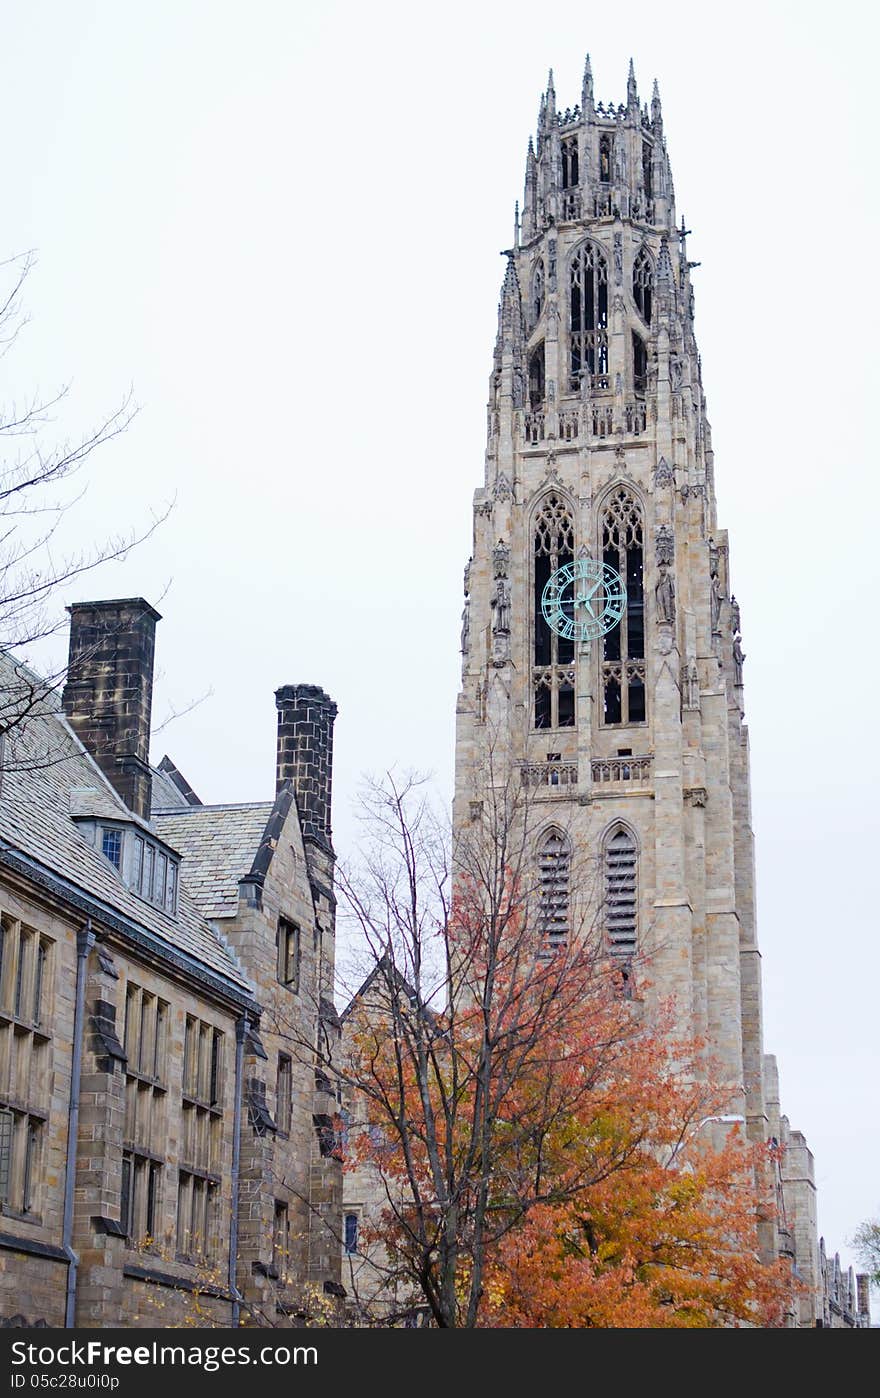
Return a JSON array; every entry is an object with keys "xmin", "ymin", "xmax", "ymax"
[
  {"xmin": 601, "ymin": 489, "xmax": 645, "ymax": 725},
  {"xmin": 531, "ymin": 259, "xmax": 545, "ymax": 328},
  {"xmin": 633, "ymin": 246, "xmax": 653, "ymax": 326},
  {"xmin": 569, "ymin": 242, "xmax": 608, "ymax": 392},
  {"xmin": 603, "ymin": 824, "xmax": 638, "ymax": 958},
  {"xmin": 537, "ymin": 827, "xmax": 571, "ymax": 951},
  {"xmin": 533, "ymin": 495, "xmax": 575, "ymax": 729}
]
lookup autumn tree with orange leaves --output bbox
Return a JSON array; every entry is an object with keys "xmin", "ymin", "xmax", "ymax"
[{"xmin": 330, "ymin": 765, "xmax": 794, "ymax": 1328}]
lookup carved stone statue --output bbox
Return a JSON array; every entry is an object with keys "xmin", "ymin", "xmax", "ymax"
[
  {"xmin": 733, "ymin": 635, "xmax": 745, "ymax": 685},
  {"xmin": 613, "ymin": 232, "xmax": 623, "ymax": 283},
  {"xmin": 460, "ymin": 599, "xmax": 470, "ymax": 654},
  {"xmin": 463, "ymin": 557, "xmax": 472, "ymax": 597},
  {"xmin": 493, "ymin": 577, "xmax": 511, "ymax": 635},
  {"xmin": 710, "ymin": 572, "xmax": 722, "ymax": 630},
  {"xmin": 730, "ymin": 593, "xmax": 741, "ymax": 635},
  {"xmin": 655, "ymin": 562, "xmax": 675, "ymax": 624}
]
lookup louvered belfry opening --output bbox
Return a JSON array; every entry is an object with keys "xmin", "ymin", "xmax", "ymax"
[
  {"xmin": 604, "ymin": 826, "xmax": 637, "ymax": 955},
  {"xmin": 537, "ymin": 828, "xmax": 571, "ymax": 951}
]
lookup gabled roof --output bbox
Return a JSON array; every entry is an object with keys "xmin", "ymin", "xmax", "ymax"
[
  {"xmin": 152, "ymin": 802, "xmax": 275, "ymax": 920},
  {"xmin": 0, "ymin": 651, "xmax": 252, "ymax": 997}
]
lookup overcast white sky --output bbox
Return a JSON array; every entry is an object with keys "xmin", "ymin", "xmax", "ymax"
[{"xmin": 1, "ymin": 1, "xmax": 877, "ymax": 1289}]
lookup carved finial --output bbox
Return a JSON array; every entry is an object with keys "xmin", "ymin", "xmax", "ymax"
[
  {"xmin": 582, "ymin": 53, "xmax": 594, "ymax": 110},
  {"xmin": 496, "ymin": 255, "xmax": 525, "ymax": 355},
  {"xmin": 545, "ymin": 69, "xmax": 556, "ymax": 125},
  {"xmin": 514, "ymin": 200, "xmax": 520, "ymax": 248},
  {"xmin": 627, "ymin": 57, "xmax": 638, "ymax": 107},
  {"xmin": 651, "ymin": 78, "xmax": 662, "ymax": 129}
]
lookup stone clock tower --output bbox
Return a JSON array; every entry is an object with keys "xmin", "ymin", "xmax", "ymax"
[{"xmin": 452, "ymin": 59, "xmax": 854, "ymax": 1323}]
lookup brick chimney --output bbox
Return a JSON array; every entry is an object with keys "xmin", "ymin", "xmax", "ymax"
[
  {"xmin": 62, "ymin": 598, "xmax": 161, "ymax": 819},
  {"xmin": 274, "ymin": 684, "xmax": 337, "ymax": 851}
]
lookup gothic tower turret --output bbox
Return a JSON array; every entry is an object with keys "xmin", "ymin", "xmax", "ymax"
[{"xmin": 453, "ymin": 57, "xmax": 820, "ymax": 1305}]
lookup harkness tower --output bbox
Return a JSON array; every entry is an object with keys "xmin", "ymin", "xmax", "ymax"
[{"xmin": 451, "ymin": 57, "xmax": 869, "ymax": 1327}]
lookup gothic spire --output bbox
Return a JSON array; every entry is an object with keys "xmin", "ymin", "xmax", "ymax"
[
  {"xmin": 546, "ymin": 68, "xmax": 556, "ymax": 121},
  {"xmin": 651, "ymin": 78, "xmax": 663, "ymax": 132},
  {"xmin": 496, "ymin": 255, "xmax": 525, "ymax": 356},
  {"xmin": 627, "ymin": 57, "xmax": 638, "ymax": 109},
  {"xmin": 582, "ymin": 53, "xmax": 594, "ymax": 111}
]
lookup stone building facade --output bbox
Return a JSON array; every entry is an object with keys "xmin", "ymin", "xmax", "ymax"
[
  {"xmin": 0, "ymin": 599, "xmax": 342, "ymax": 1327},
  {"xmin": 451, "ymin": 58, "xmax": 870, "ymax": 1327}
]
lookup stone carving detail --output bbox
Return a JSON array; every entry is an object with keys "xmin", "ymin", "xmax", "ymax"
[
  {"xmin": 491, "ymin": 572, "xmax": 511, "ymax": 666},
  {"xmin": 682, "ymin": 661, "xmax": 700, "ymax": 710},
  {"xmin": 460, "ymin": 600, "xmax": 470, "ymax": 655},
  {"xmin": 475, "ymin": 498, "xmax": 493, "ymax": 517},
  {"xmin": 655, "ymin": 524, "xmax": 675, "ymax": 565},
  {"xmin": 733, "ymin": 634, "xmax": 745, "ymax": 686},
  {"xmin": 710, "ymin": 572, "xmax": 722, "ymax": 631},
  {"xmin": 463, "ymin": 557, "xmax": 472, "ymax": 597},
  {"xmin": 492, "ymin": 538, "xmax": 510, "ymax": 579},
  {"xmin": 613, "ymin": 231, "xmax": 623, "ymax": 283},
  {"xmin": 655, "ymin": 563, "xmax": 675, "ymax": 624},
  {"xmin": 493, "ymin": 471, "xmax": 512, "ymax": 502},
  {"xmin": 684, "ymin": 786, "xmax": 707, "ymax": 807},
  {"xmin": 548, "ymin": 238, "xmax": 557, "ymax": 292},
  {"xmin": 654, "ymin": 455, "xmax": 674, "ymax": 488},
  {"xmin": 730, "ymin": 593, "xmax": 741, "ymax": 634},
  {"xmin": 493, "ymin": 576, "xmax": 511, "ymax": 634}
]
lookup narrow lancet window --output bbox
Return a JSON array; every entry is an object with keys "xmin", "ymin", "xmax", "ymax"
[
  {"xmin": 528, "ymin": 344, "xmax": 545, "ymax": 410},
  {"xmin": 632, "ymin": 332, "xmax": 647, "ymax": 394},
  {"xmin": 537, "ymin": 828, "xmax": 571, "ymax": 951},
  {"xmin": 642, "ymin": 141, "xmax": 653, "ymax": 200},
  {"xmin": 570, "ymin": 242, "xmax": 609, "ymax": 391},
  {"xmin": 533, "ymin": 495, "xmax": 575, "ymax": 729},
  {"xmin": 599, "ymin": 134, "xmax": 612, "ymax": 183},
  {"xmin": 561, "ymin": 137, "xmax": 579, "ymax": 190},
  {"xmin": 601, "ymin": 489, "xmax": 645, "ymax": 725},
  {"xmin": 633, "ymin": 247, "xmax": 653, "ymax": 325},
  {"xmin": 603, "ymin": 825, "xmax": 638, "ymax": 958}
]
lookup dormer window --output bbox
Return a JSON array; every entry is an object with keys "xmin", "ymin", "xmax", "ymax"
[{"xmin": 96, "ymin": 823, "xmax": 179, "ymax": 916}]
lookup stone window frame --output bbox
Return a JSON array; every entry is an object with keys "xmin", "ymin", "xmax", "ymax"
[
  {"xmin": 0, "ymin": 909, "xmax": 52, "ymax": 1224},
  {"xmin": 602, "ymin": 820, "xmax": 639, "ymax": 963},
  {"xmin": 531, "ymin": 490, "xmax": 577, "ymax": 732},
  {"xmin": 344, "ymin": 1210, "xmax": 359, "ymax": 1255},
  {"xmin": 272, "ymin": 1199, "xmax": 291, "ymax": 1281},
  {"xmin": 120, "ymin": 1148, "xmax": 162, "ymax": 1247},
  {"xmin": 0, "ymin": 1105, "xmax": 44, "ymax": 1220},
  {"xmin": 535, "ymin": 825, "xmax": 571, "ymax": 952},
  {"xmin": 176, "ymin": 1168, "xmax": 220, "ymax": 1264},
  {"xmin": 276, "ymin": 1053, "xmax": 292, "ymax": 1138},
  {"xmin": 597, "ymin": 484, "xmax": 647, "ymax": 729},
  {"xmin": 277, "ymin": 918, "xmax": 301, "ymax": 994},
  {"xmin": 568, "ymin": 238, "xmax": 609, "ymax": 392}
]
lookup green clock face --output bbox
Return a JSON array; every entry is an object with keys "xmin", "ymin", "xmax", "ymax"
[{"xmin": 541, "ymin": 558, "xmax": 627, "ymax": 642}]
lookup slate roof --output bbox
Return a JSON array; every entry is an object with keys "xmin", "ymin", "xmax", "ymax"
[
  {"xmin": 152, "ymin": 804, "xmax": 274, "ymax": 921},
  {"xmin": 0, "ymin": 652, "xmax": 252, "ymax": 996},
  {"xmin": 150, "ymin": 763, "xmax": 192, "ymax": 811}
]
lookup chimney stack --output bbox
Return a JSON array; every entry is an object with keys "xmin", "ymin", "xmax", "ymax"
[
  {"xmin": 274, "ymin": 684, "xmax": 337, "ymax": 851},
  {"xmin": 62, "ymin": 598, "xmax": 161, "ymax": 820}
]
